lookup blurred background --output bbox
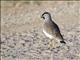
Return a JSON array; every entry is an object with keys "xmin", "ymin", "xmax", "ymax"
[
  {"xmin": 1, "ymin": 1, "xmax": 80, "ymax": 60},
  {"xmin": 1, "ymin": 1, "xmax": 79, "ymax": 34}
]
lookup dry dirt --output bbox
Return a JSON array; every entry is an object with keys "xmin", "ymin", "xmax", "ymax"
[{"xmin": 1, "ymin": 1, "xmax": 80, "ymax": 60}]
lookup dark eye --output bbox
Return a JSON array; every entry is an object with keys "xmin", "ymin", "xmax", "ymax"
[
  {"xmin": 41, "ymin": 15, "xmax": 45, "ymax": 19},
  {"xmin": 43, "ymin": 16, "xmax": 45, "ymax": 19}
]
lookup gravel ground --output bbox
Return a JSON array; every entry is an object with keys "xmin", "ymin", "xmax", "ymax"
[{"xmin": 1, "ymin": 1, "xmax": 80, "ymax": 60}]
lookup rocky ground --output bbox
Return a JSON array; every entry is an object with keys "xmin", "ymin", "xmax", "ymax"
[{"xmin": 1, "ymin": 1, "xmax": 80, "ymax": 60}]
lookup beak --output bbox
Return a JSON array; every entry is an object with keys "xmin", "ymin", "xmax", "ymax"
[{"xmin": 41, "ymin": 16, "xmax": 45, "ymax": 19}]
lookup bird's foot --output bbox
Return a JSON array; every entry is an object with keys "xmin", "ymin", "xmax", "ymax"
[{"xmin": 48, "ymin": 40, "xmax": 60, "ymax": 49}]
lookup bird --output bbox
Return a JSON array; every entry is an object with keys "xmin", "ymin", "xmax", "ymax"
[{"xmin": 41, "ymin": 12, "xmax": 66, "ymax": 48}]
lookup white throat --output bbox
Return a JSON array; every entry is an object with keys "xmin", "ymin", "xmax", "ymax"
[{"xmin": 44, "ymin": 16, "xmax": 51, "ymax": 22}]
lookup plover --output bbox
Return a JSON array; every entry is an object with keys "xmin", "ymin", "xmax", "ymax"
[{"xmin": 41, "ymin": 12, "xmax": 66, "ymax": 48}]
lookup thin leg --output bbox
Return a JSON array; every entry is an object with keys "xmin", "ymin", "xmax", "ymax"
[{"xmin": 48, "ymin": 39, "xmax": 60, "ymax": 49}]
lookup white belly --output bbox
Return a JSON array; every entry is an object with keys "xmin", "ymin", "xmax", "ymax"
[{"xmin": 43, "ymin": 29, "xmax": 53, "ymax": 39}]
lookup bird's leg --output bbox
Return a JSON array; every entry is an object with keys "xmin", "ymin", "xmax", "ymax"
[
  {"xmin": 48, "ymin": 39, "xmax": 60, "ymax": 49},
  {"xmin": 48, "ymin": 39, "xmax": 56, "ymax": 49}
]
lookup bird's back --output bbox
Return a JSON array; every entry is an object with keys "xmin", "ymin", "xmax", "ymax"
[{"xmin": 43, "ymin": 21, "xmax": 64, "ymax": 41}]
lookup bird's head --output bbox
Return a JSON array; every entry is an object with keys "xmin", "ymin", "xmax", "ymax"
[{"xmin": 41, "ymin": 12, "xmax": 52, "ymax": 22}]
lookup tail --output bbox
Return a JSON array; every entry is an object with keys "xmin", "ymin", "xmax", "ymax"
[
  {"xmin": 60, "ymin": 40, "xmax": 66, "ymax": 44},
  {"xmin": 56, "ymin": 31, "xmax": 66, "ymax": 44},
  {"xmin": 59, "ymin": 34, "xmax": 66, "ymax": 44}
]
